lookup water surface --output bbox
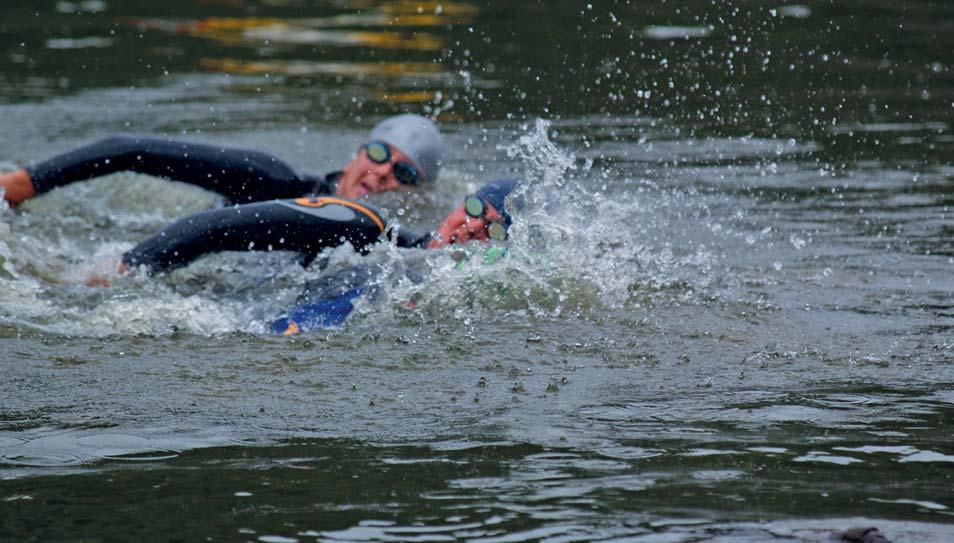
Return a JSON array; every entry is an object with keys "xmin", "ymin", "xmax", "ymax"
[{"xmin": 1, "ymin": 1, "xmax": 954, "ymax": 541}]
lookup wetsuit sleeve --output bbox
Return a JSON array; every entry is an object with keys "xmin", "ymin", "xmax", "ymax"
[
  {"xmin": 122, "ymin": 197, "xmax": 392, "ymax": 273},
  {"xmin": 271, "ymin": 285, "xmax": 367, "ymax": 335},
  {"xmin": 27, "ymin": 135, "xmax": 322, "ymax": 203},
  {"xmin": 271, "ymin": 265, "xmax": 380, "ymax": 335},
  {"xmin": 271, "ymin": 264, "xmax": 424, "ymax": 335}
]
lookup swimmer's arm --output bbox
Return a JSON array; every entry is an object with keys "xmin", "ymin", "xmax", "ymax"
[
  {"xmin": 121, "ymin": 199, "xmax": 388, "ymax": 273},
  {"xmin": 27, "ymin": 135, "xmax": 319, "ymax": 203}
]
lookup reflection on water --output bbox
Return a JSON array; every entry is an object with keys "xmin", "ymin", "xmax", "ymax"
[
  {"xmin": 2, "ymin": 1, "xmax": 480, "ymax": 108},
  {"xmin": 123, "ymin": 0, "xmax": 477, "ymax": 51},
  {"xmin": 121, "ymin": 2, "xmax": 477, "ymax": 108},
  {"xmin": 200, "ymin": 58, "xmax": 450, "ymax": 81},
  {"xmin": 181, "ymin": 22, "xmax": 445, "ymax": 51}
]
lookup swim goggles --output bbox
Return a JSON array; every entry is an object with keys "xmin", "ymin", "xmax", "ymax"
[
  {"xmin": 363, "ymin": 141, "xmax": 421, "ymax": 186},
  {"xmin": 463, "ymin": 194, "xmax": 508, "ymax": 241}
]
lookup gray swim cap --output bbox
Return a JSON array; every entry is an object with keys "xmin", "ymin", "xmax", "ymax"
[{"xmin": 368, "ymin": 114, "xmax": 443, "ymax": 183}]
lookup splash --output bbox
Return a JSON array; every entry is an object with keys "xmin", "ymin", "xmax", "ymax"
[
  {"xmin": 502, "ymin": 118, "xmax": 578, "ymax": 192},
  {"xmin": 0, "ymin": 121, "xmax": 722, "ymax": 337},
  {"xmin": 389, "ymin": 119, "xmax": 720, "ymax": 323},
  {"xmin": 65, "ymin": 293, "xmax": 244, "ymax": 337},
  {"xmin": 0, "ymin": 221, "xmax": 19, "ymax": 280}
]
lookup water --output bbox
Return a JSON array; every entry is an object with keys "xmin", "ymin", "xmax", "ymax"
[{"xmin": 2, "ymin": 1, "xmax": 954, "ymax": 541}]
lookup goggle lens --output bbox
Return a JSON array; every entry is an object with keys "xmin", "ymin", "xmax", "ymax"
[
  {"xmin": 464, "ymin": 195, "xmax": 485, "ymax": 218},
  {"xmin": 487, "ymin": 221, "xmax": 508, "ymax": 241},
  {"xmin": 363, "ymin": 141, "xmax": 421, "ymax": 186},
  {"xmin": 365, "ymin": 141, "xmax": 390, "ymax": 163},
  {"xmin": 464, "ymin": 194, "xmax": 508, "ymax": 241},
  {"xmin": 393, "ymin": 162, "xmax": 420, "ymax": 186}
]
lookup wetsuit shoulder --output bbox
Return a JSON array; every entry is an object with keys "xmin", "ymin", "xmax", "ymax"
[{"xmin": 300, "ymin": 172, "xmax": 339, "ymax": 196}]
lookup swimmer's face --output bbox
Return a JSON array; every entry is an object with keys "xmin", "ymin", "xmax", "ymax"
[
  {"xmin": 427, "ymin": 201, "xmax": 505, "ymax": 249},
  {"xmin": 336, "ymin": 144, "xmax": 418, "ymax": 199}
]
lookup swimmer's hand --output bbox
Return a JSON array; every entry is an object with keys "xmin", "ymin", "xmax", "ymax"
[
  {"xmin": 81, "ymin": 259, "xmax": 129, "ymax": 287},
  {"xmin": 0, "ymin": 169, "xmax": 36, "ymax": 207},
  {"xmin": 427, "ymin": 201, "xmax": 504, "ymax": 249}
]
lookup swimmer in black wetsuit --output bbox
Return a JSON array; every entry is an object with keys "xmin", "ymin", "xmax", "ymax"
[
  {"xmin": 85, "ymin": 178, "xmax": 521, "ymax": 333},
  {"xmin": 0, "ymin": 114, "xmax": 443, "ymax": 205},
  {"xmin": 114, "ymin": 178, "xmax": 519, "ymax": 274},
  {"xmin": 272, "ymin": 179, "xmax": 520, "ymax": 334}
]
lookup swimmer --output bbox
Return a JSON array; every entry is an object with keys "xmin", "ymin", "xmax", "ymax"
[
  {"xmin": 427, "ymin": 178, "xmax": 515, "ymax": 248},
  {"xmin": 273, "ymin": 179, "xmax": 521, "ymax": 334},
  {"xmin": 88, "ymin": 178, "xmax": 521, "ymax": 333},
  {"xmin": 0, "ymin": 113, "xmax": 443, "ymax": 206},
  {"xmin": 113, "ymin": 178, "xmax": 519, "ymax": 273}
]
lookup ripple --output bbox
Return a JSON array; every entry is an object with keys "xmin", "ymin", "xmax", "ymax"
[
  {"xmin": 830, "ymin": 122, "xmax": 948, "ymax": 134},
  {"xmin": 680, "ymin": 448, "xmax": 742, "ymax": 457},
  {"xmin": 258, "ymin": 536, "xmax": 299, "ymax": 543},
  {"xmin": 0, "ymin": 427, "xmax": 234, "ymax": 469},
  {"xmin": 319, "ymin": 518, "xmax": 487, "ymax": 542},
  {"xmin": 691, "ymin": 470, "xmax": 745, "ymax": 481},
  {"xmin": 0, "ymin": 452, "xmax": 87, "ymax": 467},
  {"xmin": 747, "ymin": 446, "xmax": 788, "ymax": 454},
  {"xmin": 832, "ymin": 445, "xmax": 919, "ymax": 455},
  {"xmin": 641, "ymin": 26, "xmax": 713, "ymax": 40},
  {"xmin": 0, "ymin": 436, "xmax": 25, "ymax": 448},
  {"xmin": 778, "ymin": 5, "xmax": 811, "ymax": 18},
  {"xmin": 45, "ymin": 37, "xmax": 113, "ymax": 50},
  {"xmin": 594, "ymin": 446, "xmax": 666, "ymax": 461},
  {"xmin": 791, "ymin": 452, "xmax": 862, "ymax": 465},
  {"xmin": 898, "ymin": 450, "xmax": 954, "ymax": 463},
  {"xmin": 869, "ymin": 498, "xmax": 948, "ymax": 511}
]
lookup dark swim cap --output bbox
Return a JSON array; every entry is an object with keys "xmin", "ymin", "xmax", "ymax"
[{"xmin": 475, "ymin": 179, "xmax": 521, "ymax": 227}]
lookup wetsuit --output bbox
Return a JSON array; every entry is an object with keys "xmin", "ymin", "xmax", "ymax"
[
  {"xmin": 119, "ymin": 179, "xmax": 520, "ymax": 334},
  {"xmin": 122, "ymin": 196, "xmax": 429, "ymax": 272},
  {"xmin": 270, "ymin": 264, "xmax": 425, "ymax": 334},
  {"xmin": 117, "ymin": 195, "xmax": 429, "ymax": 335},
  {"xmin": 27, "ymin": 135, "xmax": 337, "ymax": 203}
]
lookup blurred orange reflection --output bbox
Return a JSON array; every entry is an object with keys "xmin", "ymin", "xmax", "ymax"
[
  {"xmin": 376, "ymin": 90, "xmax": 438, "ymax": 103},
  {"xmin": 124, "ymin": 1, "xmax": 476, "ymax": 51},
  {"xmin": 201, "ymin": 58, "xmax": 448, "ymax": 80}
]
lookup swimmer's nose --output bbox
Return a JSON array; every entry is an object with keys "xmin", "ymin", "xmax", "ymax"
[{"xmin": 370, "ymin": 160, "xmax": 399, "ymax": 187}]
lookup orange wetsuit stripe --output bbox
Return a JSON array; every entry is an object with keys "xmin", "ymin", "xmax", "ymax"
[{"xmin": 293, "ymin": 197, "xmax": 385, "ymax": 233}]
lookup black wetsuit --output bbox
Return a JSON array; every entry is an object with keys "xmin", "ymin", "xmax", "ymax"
[
  {"xmin": 28, "ymin": 135, "xmax": 337, "ymax": 203},
  {"xmin": 122, "ymin": 197, "xmax": 429, "ymax": 272},
  {"xmin": 117, "ymin": 197, "xmax": 429, "ymax": 334},
  {"xmin": 114, "ymin": 179, "xmax": 519, "ymax": 334}
]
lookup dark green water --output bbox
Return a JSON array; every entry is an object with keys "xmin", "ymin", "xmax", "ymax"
[{"xmin": 2, "ymin": 1, "xmax": 954, "ymax": 541}]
